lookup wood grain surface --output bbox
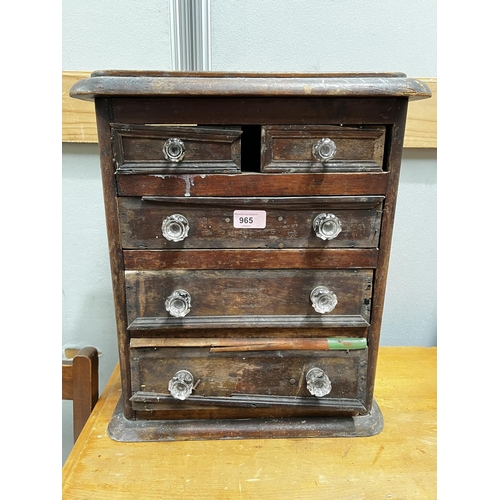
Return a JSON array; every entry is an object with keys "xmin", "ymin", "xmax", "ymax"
[
  {"xmin": 62, "ymin": 72, "xmax": 436, "ymax": 148},
  {"xmin": 62, "ymin": 346, "xmax": 436, "ymax": 499}
]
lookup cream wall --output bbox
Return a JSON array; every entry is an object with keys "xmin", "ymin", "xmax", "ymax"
[
  {"xmin": 62, "ymin": 0, "xmax": 436, "ymax": 463},
  {"xmin": 210, "ymin": 0, "xmax": 436, "ymax": 75}
]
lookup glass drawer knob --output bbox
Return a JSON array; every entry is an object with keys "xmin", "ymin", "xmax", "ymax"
[
  {"xmin": 165, "ymin": 289, "xmax": 191, "ymax": 317},
  {"xmin": 306, "ymin": 368, "xmax": 332, "ymax": 397},
  {"xmin": 168, "ymin": 370, "xmax": 194, "ymax": 400},
  {"xmin": 312, "ymin": 138, "xmax": 337, "ymax": 162},
  {"xmin": 162, "ymin": 214, "xmax": 189, "ymax": 242},
  {"xmin": 310, "ymin": 286, "xmax": 338, "ymax": 314},
  {"xmin": 313, "ymin": 213, "xmax": 342, "ymax": 240},
  {"xmin": 163, "ymin": 138, "xmax": 186, "ymax": 162}
]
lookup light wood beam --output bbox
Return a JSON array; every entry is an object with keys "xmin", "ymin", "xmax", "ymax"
[
  {"xmin": 62, "ymin": 71, "xmax": 96, "ymax": 143},
  {"xmin": 405, "ymin": 77, "xmax": 437, "ymax": 148}
]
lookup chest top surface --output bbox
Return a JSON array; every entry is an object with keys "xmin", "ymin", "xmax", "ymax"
[{"xmin": 69, "ymin": 71, "xmax": 431, "ymax": 101}]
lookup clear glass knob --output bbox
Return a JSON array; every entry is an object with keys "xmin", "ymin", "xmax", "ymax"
[
  {"xmin": 163, "ymin": 137, "xmax": 186, "ymax": 162},
  {"xmin": 313, "ymin": 213, "xmax": 342, "ymax": 240},
  {"xmin": 306, "ymin": 368, "xmax": 332, "ymax": 397},
  {"xmin": 168, "ymin": 370, "xmax": 194, "ymax": 400},
  {"xmin": 162, "ymin": 214, "xmax": 189, "ymax": 242},
  {"xmin": 310, "ymin": 286, "xmax": 338, "ymax": 314},
  {"xmin": 165, "ymin": 289, "xmax": 191, "ymax": 317},
  {"xmin": 312, "ymin": 138, "xmax": 337, "ymax": 162}
]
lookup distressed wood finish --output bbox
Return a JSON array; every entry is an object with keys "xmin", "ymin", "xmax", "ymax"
[
  {"xmin": 364, "ymin": 99, "xmax": 407, "ymax": 408},
  {"xmin": 129, "ymin": 326, "xmax": 368, "ymax": 340},
  {"xmin": 128, "ymin": 315, "xmax": 370, "ymax": 332},
  {"xmin": 111, "ymin": 96, "xmax": 399, "ymax": 126},
  {"xmin": 261, "ymin": 125, "xmax": 386, "ymax": 172},
  {"xmin": 63, "ymin": 71, "xmax": 437, "ymax": 147},
  {"xmin": 69, "ymin": 72, "xmax": 431, "ymax": 440},
  {"xmin": 122, "ymin": 248, "xmax": 379, "ymax": 270},
  {"xmin": 124, "ymin": 269, "xmax": 373, "ymax": 323},
  {"xmin": 117, "ymin": 172, "xmax": 389, "ymax": 197},
  {"xmin": 62, "ymin": 348, "xmax": 437, "ymax": 499},
  {"xmin": 118, "ymin": 196, "xmax": 383, "ymax": 250},
  {"xmin": 129, "ymin": 347, "xmax": 368, "ymax": 418},
  {"xmin": 111, "ymin": 124, "xmax": 242, "ymax": 174},
  {"xmin": 129, "ymin": 337, "xmax": 368, "ymax": 349},
  {"xmin": 70, "ymin": 71, "xmax": 431, "ymax": 100},
  {"xmin": 95, "ymin": 98, "xmax": 134, "ymax": 419}
]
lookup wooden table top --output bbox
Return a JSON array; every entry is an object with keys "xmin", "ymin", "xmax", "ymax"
[{"xmin": 62, "ymin": 346, "xmax": 436, "ymax": 499}]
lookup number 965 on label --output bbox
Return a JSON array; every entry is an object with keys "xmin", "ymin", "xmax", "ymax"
[{"xmin": 233, "ymin": 210, "xmax": 267, "ymax": 228}]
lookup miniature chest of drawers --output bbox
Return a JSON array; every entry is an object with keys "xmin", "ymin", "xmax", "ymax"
[{"xmin": 70, "ymin": 72, "xmax": 431, "ymax": 441}]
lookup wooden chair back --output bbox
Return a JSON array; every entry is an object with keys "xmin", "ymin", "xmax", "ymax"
[{"xmin": 62, "ymin": 347, "xmax": 99, "ymax": 442}]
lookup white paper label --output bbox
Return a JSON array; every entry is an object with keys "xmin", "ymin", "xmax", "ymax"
[{"xmin": 233, "ymin": 210, "xmax": 267, "ymax": 228}]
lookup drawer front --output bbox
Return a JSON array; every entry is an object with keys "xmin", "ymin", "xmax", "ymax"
[
  {"xmin": 125, "ymin": 269, "xmax": 373, "ymax": 329},
  {"xmin": 129, "ymin": 346, "xmax": 368, "ymax": 418},
  {"xmin": 118, "ymin": 196, "xmax": 383, "ymax": 249},
  {"xmin": 261, "ymin": 125, "xmax": 385, "ymax": 172},
  {"xmin": 111, "ymin": 124, "xmax": 242, "ymax": 173}
]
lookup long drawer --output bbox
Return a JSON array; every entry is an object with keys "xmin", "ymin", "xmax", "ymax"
[
  {"xmin": 118, "ymin": 196, "xmax": 383, "ymax": 249},
  {"xmin": 129, "ymin": 345, "xmax": 368, "ymax": 419},
  {"xmin": 125, "ymin": 269, "xmax": 373, "ymax": 330}
]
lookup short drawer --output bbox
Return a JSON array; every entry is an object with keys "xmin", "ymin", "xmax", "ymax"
[
  {"xmin": 129, "ymin": 345, "xmax": 368, "ymax": 418},
  {"xmin": 125, "ymin": 269, "xmax": 373, "ymax": 330},
  {"xmin": 261, "ymin": 125, "xmax": 385, "ymax": 172},
  {"xmin": 118, "ymin": 196, "xmax": 383, "ymax": 249},
  {"xmin": 111, "ymin": 124, "xmax": 242, "ymax": 173}
]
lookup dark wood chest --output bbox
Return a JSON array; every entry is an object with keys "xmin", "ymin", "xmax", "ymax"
[{"xmin": 70, "ymin": 72, "xmax": 431, "ymax": 441}]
